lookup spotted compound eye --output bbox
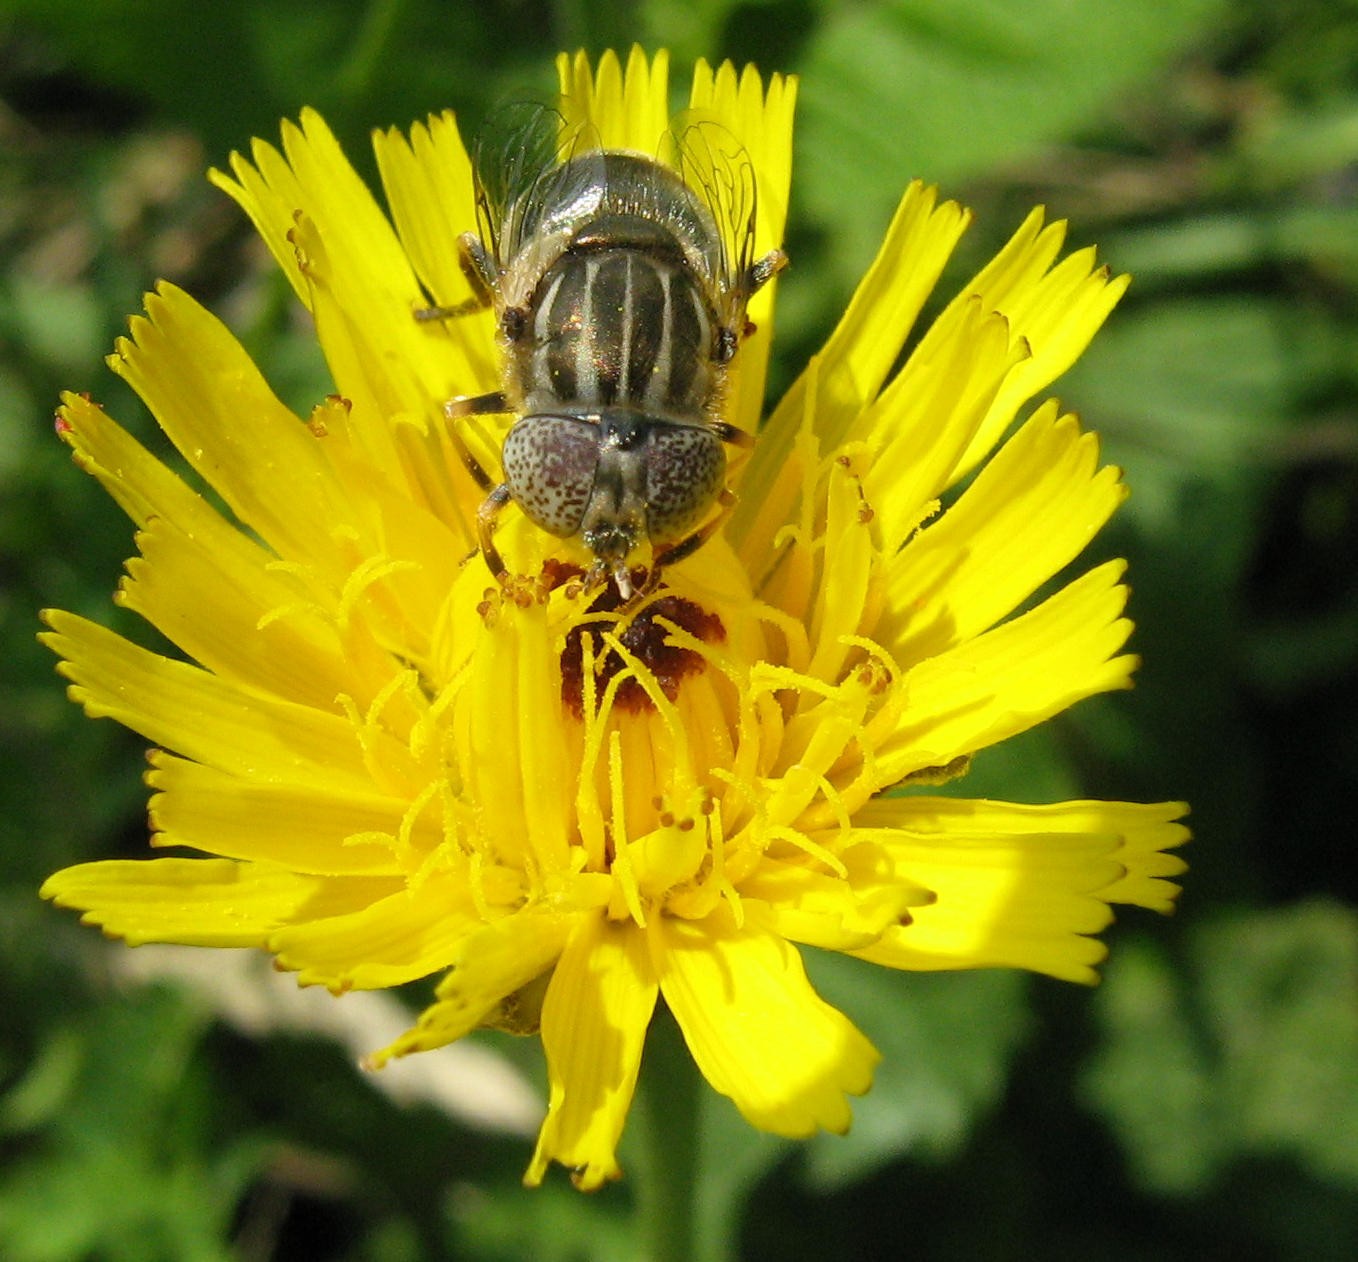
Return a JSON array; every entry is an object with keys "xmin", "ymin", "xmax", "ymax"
[
  {"xmin": 502, "ymin": 415, "xmax": 599, "ymax": 537},
  {"xmin": 643, "ymin": 424, "xmax": 726, "ymax": 543}
]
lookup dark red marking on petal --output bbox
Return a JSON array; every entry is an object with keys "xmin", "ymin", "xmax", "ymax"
[{"xmin": 561, "ymin": 588, "xmax": 725, "ymax": 718}]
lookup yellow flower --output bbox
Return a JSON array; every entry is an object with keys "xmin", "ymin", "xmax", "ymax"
[{"xmin": 41, "ymin": 48, "xmax": 1187, "ymax": 1190}]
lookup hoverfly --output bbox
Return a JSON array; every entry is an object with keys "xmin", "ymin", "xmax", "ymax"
[{"xmin": 422, "ymin": 107, "xmax": 786, "ymax": 599}]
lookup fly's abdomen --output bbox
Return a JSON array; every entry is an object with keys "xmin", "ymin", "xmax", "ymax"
[{"xmin": 514, "ymin": 244, "xmax": 716, "ymax": 418}]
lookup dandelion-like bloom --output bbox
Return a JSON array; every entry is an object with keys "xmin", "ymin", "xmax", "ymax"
[{"xmin": 41, "ymin": 49, "xmax": 1187, "ymax": 1189}]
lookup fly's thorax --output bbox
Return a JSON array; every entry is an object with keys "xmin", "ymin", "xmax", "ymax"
[
  {"xmin": 503, "ymin": 219, "xmax": 722, "ymax": 421},
  {"xmin": 499, "ymin": 151, "xmax": 727, "ymax": 292}
]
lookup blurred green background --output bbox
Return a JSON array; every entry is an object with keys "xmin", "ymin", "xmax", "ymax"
[{"xmin": 3, "ymin": 1, "xmax": 1358, "ymax": 1259}]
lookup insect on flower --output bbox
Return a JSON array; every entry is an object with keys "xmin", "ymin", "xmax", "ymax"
[
  {"xmin": 37, "ymin": 49, "xmax": 1190, "ymax": 1193},
  {"xmin": 418, "ymin": 108, "xmax": 787, "ymax": 599}
]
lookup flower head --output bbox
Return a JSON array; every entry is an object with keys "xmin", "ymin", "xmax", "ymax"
[{"xmin": 41, "ymin": 48, "xmax": 1187, "ymax": 1189}]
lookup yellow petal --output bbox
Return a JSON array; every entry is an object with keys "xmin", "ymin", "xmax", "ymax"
[
  {"xmin": 58, "ymin": 392, "xmax": 432, "ymax": 725},
  {"xmin": 212, "ymin": 107, "xmax": 421, "ymax": 330},
  {"xmin": 147, "ymin": 753, "xmax": 412, "ymax": 875},
  {"xmin": 110, "ymin": 285, "xmax": 352, "ymax": 571},
  {"xmin": 803, "ymin": 458, "xmax": 883, "ymax": 687},
  {"xmin": 556, "ymin": 47, "xmax": 671, "ymax": 154},
  {"xmin": 209, "ymin": 137, "xmax": 313, "ymax": 306},
  {"xmin": 118, "ymin": 516, "xmax": 358, "ymax": 713},
  {"xmin": 860, "ymin": 300, "xmax": 1027, "ymax": 553},
  {"xmin": 40, "ymin": 858, "xmax": 397, "ymax": 948},
  {"xmin": 877, "ymin": 402, "xmax": 1128, "ymax": 659},
  {"xmin": 944, "ymin": 210, "xmax": 1130, "ymax": 483},
  {"xmin": 656, "ymin": 911, "xmax": 878, "ymax": 1136},
  {"xmin": 214, "ymin": 112, "xmax": 486, "ymax": 495},
  {"xmin": 526, "ymin": 916, "xmax": 658, "ymax": 1190},
  {"xmin": 687, "ymin": 56, "xmax": 798, "ymax": 437},
  {"xmin": 368, "ymin": 909, "xmax": 577, "ymax": 1066},
  {"xmin": 279, "ymin": 208, "xmax": 438, "ymax": 486},
  {"xmin": 1018, "ymin": 799, "xmax": 1189, "ymax": 914},
  {"xmin": 454, "ymin": 596, "xmax": 573, "ymax": 875},
  {"xmin": 112, "ymin": 287, "xmax": 473, "ymax": 657},
  {"xmin": 739, "ymin": 853, "xmax": 931, "ymax": 951},
  {"xmin": 759, "ymin": 689, "xmax": 872, "ymax": 835},
  {"xmin": 277, "ymin": 109, "xmax": 419, "ymax": 302},
  {"xmin": 307, "ymin": 392, "xmax": 486, "ymax": 570},
  {"xmin": 56, "ymin": 391, "xmax": 260, "ymax": 555},
  {"xmin": 847, "ymin": 797, "xmax": 1188, "ymax": 981},
  {"xmin": 267, "ymin": 869, "xmax": 489, "ymax": 990},
  {"xmin": 688, "ymin": 55, "xmax": 796, "ymax": 262},
  {"xmin": 732, "ymin": 181, "xmax": 970, "ymax": 571},
  {"xmin": 42, "ymin": 611, "xmax": 419, "ymax": 795},
  {"xmin": 873, "ymin": 561, "xmax": 1136, "ymax": 777},
  {"xmin": 370, "ymin": 112, "xmax": 499, "ymax": 386}
]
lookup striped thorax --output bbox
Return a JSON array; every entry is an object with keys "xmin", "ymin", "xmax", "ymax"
[{"xmin": 511, "ymin": 204, "xmax": 719, "ymax": 420}]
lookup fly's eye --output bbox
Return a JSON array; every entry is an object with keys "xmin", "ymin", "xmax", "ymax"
[
  {"xmin": 643, "ymin": 425, "xmax": 725, "ymax": 542},
  {"xmin": 502, "ymin": 415, "xmax": 599, "ymax": 537}
]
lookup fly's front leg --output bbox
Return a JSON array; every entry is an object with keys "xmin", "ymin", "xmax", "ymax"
[
  {"xmin": 441, "ymin": 392, "xmax": 511, "ymax": 493},
  {"xmin": 710, "ymin": 421, "xmax": 754, "ymax": 449},
  {"xmin": 650, "ymin": 487, "xmax": 738, "ymax": 574},
  {"xmin": 444, "ymin": 392, "xmax": 509, "ymax": 420},
  {"xmin": 476, "ymin": 483, "xmax": 513, "ymax": 585}
]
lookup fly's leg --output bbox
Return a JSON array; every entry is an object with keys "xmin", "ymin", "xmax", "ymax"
[
  {"xmin": 441, "ymin": 392, "xmax": 510, "ymax": 493},
  {"xmin": 422, "ymin": 233, "xmax": 510, "ymax": 491},
  {"xmin": 414, "ymin": 232, "xmax": 498, "ymax": 321},
  {"xmin": 738, "ymin": 248, "xmax": 793, "ymax": 339},
  {"xmin": 709, "ymin": 421, "xmax": 754, "ymax": 449},
  {"xmin": 476, "ymin": 483, "xmax": 513, "ymax": 584},
  {"xmin": 716, "ymin": 250, "xmax": 789, "ymax": 361},
  {"xmin": 414, "ymin": 232, "xmax": 516, "ymax": 589},
  {"xmin": 736, "ymin": 249, "xmax": 788, "ymax": 340},
  {"xmin": 747, "ymin": 248, "xmax": 788, "ymax": 297},
  {"xmin": 645, "ymin": 487, "xmax": 738, "ymax": 588}
]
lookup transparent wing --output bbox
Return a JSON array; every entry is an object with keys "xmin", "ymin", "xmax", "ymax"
[
  {"xmin": 473, "ymin": 101, "xmax": 607, "ymax": 266},
  {"xmin": 471, "ymin": 101, "xmax": 561, "ymax": 261},
  {"xmin": 666, "ymin": 116, "xmax": 759, "ymax": 325}
]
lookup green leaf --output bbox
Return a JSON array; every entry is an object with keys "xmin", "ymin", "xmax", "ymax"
[
  {"xmin": 694, "ymin": 1091, "xmax": 792, "ymax": 1262},
  {"xmin": 1068, "ymin": 297, "xmax": 1297, "ymax": 462},
  {"xmin": 799, "ymin": 955, "xmax": 1030, "ymax": 1187},
  {"xmin": 795, "ymin": 0, "xmax": 1227, "ymax": 287},
  {"xmin": 1237, "ymin": 100, "xmax": 1358, "ymax": 190},
  {"xmin": 0, "ymin": 985, "xmax": 261, "ymax": 1262},
  {"xmin": 1059, "ymin": 297, "xmax": 1305, "ymax": 539},
  {"xmin": 1084, "ymin": 902, "xmax": 1358, "ymax": 1194},
  {"xmin": 455, "ymin": 1176, "xmax": 633, "ymax": 1262},
  {"xmin": 1, "ymin": 278, "xmax": 105, "ymax": 376}
]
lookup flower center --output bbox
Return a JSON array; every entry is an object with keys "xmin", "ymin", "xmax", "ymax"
[{"xmin": 560, "ymin": 585, "xmax": 727, "ymax": 718}]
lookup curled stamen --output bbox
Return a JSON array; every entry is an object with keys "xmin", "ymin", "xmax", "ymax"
[
  {"xmin": 396, "ymin": 778, "xmax": 444, "ymax": 875},
  {"xmin": 336, "ymin": 555, "xmax": 421, "ymax": 629}
]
